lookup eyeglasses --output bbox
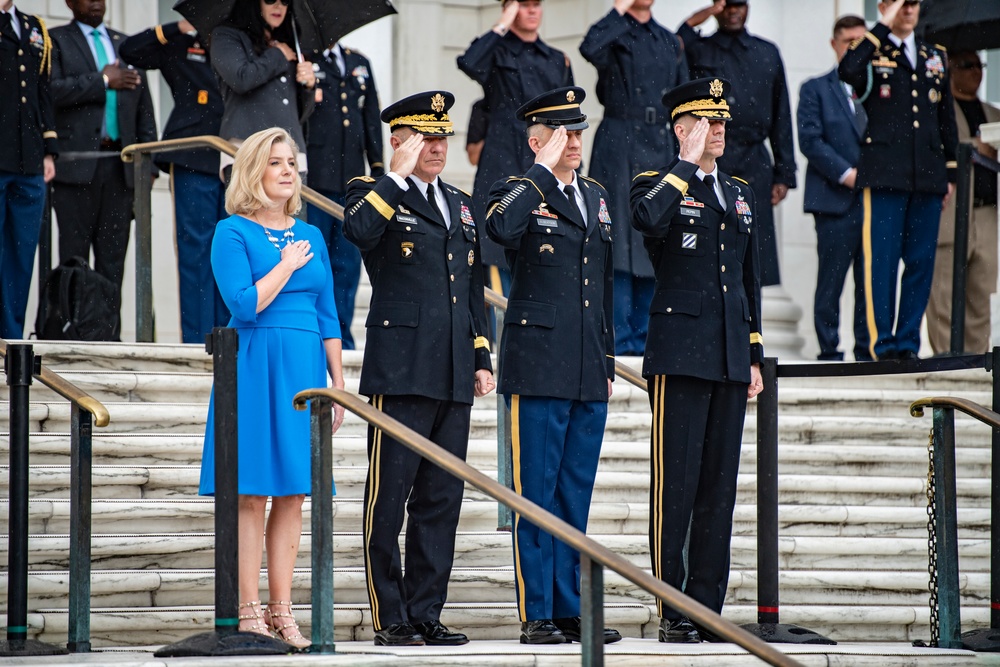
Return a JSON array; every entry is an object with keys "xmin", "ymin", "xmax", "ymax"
[
  {"xmin": 263, "ymin": 0, "xmax": 290, "ymax": 6},
  {"xmin": 954, "ymin": 62, "xmax": 986, "ymax": 71}
]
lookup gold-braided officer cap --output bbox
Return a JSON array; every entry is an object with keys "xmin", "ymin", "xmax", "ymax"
[
  {"xmin": 516, "ymin": 86, "xmax": 589, "ymax": 131},
  {"xmin": 662, "ymin": 77, "xmax": 733, "ymax": 123},
  {"xmin": 381, "ymin": 90, "xmax": 456, "ymax": 136}
]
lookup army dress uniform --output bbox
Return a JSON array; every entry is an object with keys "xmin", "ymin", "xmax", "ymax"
[
  {"xmin": 485, "ymin": 88, "xmax": 617, "ymax": 641},
  {"xmin": 579, "ymin": 7, "xmax": 688, "ymax": 356},
  {"xmin": 0, "ymin": 6, "xmax": 56, "ymax": 339},
  {"xmin": 343, "ymin": 92, "xmax": 491, "ymax": 645},
  {"xmin": 677, "ymin": 17, "xmax": 796, "ymax": 287},
  {"xmin": 119, "ymin": 22, "xmax": 230, "ymax": 344},
  {"xmin": 629, "ymin": 78, "xmax": 762, "ymax": 636},
  {"xmin": 457, "ymin": 23, "xmax": 573, "ymax": 269},
  {"xmin": 306, "ymin": 44, "xmax": 384, "ymax": 350},
  {"xmin": 838, "ymin": 21, "xmax": 958, "ymax": 360}
]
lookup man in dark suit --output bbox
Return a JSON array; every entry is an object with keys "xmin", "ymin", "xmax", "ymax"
[
  {"xmin": 839, "ymin": 0, "xmax": 958, "ymax": 360},
  {"xmin": 344, "ymin": 91, "xmax": 494, "ymax": 648},
  {"xmin": 486, "ymin": 87, "xmax": 620, "ymax": 646},
  {"xmin": 580, "ymin": 0, "xmax": 688, "ymax": 357},
  {"xmin": 630, "ymin": 77, "xmax": 764, "ymax": 643},
  {"xmin": 797, "ymin": 15, "xmax": 869, "ymax": 361},
  {"xmin": 306, "ymin": 42, "xmax": 384, "ymax": 350},
  {"xmin": 119, "ymin": 19, "xmax": 228, "ymax": 344},
  {"xmin": 0, "ymin": 1, "xmax": 58, "ymax": 339},
  {"xmin": 678, "ymin": 0, "xmax": 796, "ymax": 287},
  {"xmin": 49, "ymin": 0, "xmax": 157, "ymax": 338}
]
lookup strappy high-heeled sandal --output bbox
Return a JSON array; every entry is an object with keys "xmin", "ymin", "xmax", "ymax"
[
  {"xmin": 266, "ymin": 600, "xmax": 310, "ymax": 649},
  {"xmin": 237, "ymin": 600, "xmax": 272, "ymax": 636}
]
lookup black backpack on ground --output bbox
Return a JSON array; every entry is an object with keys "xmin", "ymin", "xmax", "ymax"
[{"xmin": 35, "ymin": 256, "xmax": 120, "ymax": 341}]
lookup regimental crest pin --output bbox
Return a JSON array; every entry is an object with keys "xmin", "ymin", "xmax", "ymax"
[
  {"xmin": 460, "ymin": 204, "xmax": 475, "ymax": 227},
  {"xmin": 598, "ymin": 197, "xmax": 611, "ymax": 225},
  {"xmin": 431, "ymin": 93, "xmax": 446, "ymax": 112}
]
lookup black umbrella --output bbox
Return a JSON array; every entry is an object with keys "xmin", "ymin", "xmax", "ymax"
[
  {"xmin": 173, "ymin": 0, "xmax": 397, "ymax": 54},
  {"xmin": 919, "ymin": 0, "xmax": 1000, "ymax": 52}
]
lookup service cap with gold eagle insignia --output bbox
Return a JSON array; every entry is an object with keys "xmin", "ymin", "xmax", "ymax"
[
  {"xmin": 662, "ymin": 77, "xmax": 734, "ymax": 124},
  {"xmin": 380, "ymin": 90, "xmax": 456, "ymax": 136},
  {"xmin": 516, "ymin": 86, "xmax": 589, "ymax": 131}
]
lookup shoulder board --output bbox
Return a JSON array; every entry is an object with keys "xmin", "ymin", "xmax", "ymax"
[
  {"xmin": 454, "ymin": 186, "xmax": 471, "ymax": 197},
  {"xmin": 732, "ymin": 176, "xmax": 749, "ymax": 185},
  {"xmin": 633, "ymin": 171, "xmax": 660, "ymax": 180},
  {"xmin": 348, "ymin": 175, "xmax": 376, "ymax": 184},
  {"xmin": 935, "ymin": 44, "xmax": 947, "ymax": 52},
  {"xmin": 580, "ymin": 175, "xmax": 605, "ymax": 189}
]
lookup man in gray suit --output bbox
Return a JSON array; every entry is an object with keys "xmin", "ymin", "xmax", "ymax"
[{"xmin": 49, "ymin": 0, "xmax": 157, "ymax": 338}]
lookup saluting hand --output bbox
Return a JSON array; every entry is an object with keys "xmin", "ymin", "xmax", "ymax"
[
  {"xmin": 613, "ymin": 0, "xmax": 635, "ymax": 16},
  {"xmin": 279, "ymin": 239, "xmax": 313, "ymax": 270},
  {"xmin": 678, "ymin": 117, "xmax": 709, "ymax": 165},
  {"xmin": 879, "ymin": 0, "xmax": 904, "ymax": 30},
  {"xmin": 500, "ymin": 0, "xmax": 520, "ymax": 26},
  {"xmin": 686, "ymin": 0, "xmax": 726, "ymax": 28},
  {"xmin": 534, "ymin": 126, "xmax": 568, "ymax": 170},
  {"xmin": 389, "ymin": 133, "xmax": 424, "ymax": 180}
]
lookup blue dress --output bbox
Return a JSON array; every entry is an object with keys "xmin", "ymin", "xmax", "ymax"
[{"xmin": 199, "ymin": 214, "xmax": 340, "ymax": 496}]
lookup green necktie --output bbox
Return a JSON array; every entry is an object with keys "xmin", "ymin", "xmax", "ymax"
[{"xmin": 91, "ymin": 28, "xmax": 119, "ymax": 141}]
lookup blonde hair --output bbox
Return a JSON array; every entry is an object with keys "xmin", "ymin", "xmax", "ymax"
[{"xmin": 225, "ymin": 128, "xmax": 303, "ymax": 217}]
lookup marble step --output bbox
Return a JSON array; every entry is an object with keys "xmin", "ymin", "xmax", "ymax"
[
  {"xmin": 3, "ymin": 531, "xmax": 989, "ymax": 573},
  {"xmin": 2, "ymin": 497, "xmax": 990, "ymax": 540},
  {"xmin": 3, "ymin": 567, "xmax": 987, "ymax": 611},
  {"xmin": 4, "ymin": 463, "xmax": 992, "ymax": 509},
  {"xmin": 0, "ymin": 603, "xmax": 654, "ymax": 648},
  {"xmin": 3, "ymin": 432, "xmax": 991, "ymax": 483}
]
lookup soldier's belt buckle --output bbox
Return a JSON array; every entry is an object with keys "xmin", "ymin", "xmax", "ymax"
[{"xmin": 645, "ymin": 107, "xmax": 657, "ymax": 125}]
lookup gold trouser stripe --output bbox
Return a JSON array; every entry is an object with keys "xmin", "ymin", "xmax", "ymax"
[
  {"xmin": 474, "ymin": 336, "xmax": 490, "ymax": 351},
  {"xmin": 489, "ymin": 265, "xmax": 503, "ymax": 293},
  {"xmin": 510, "ymin": 395, "xmax": 528, "ymax": 621},
  {"xmin": 750, "ymin": 332, "xmax": 763, "ymax": 346},
  {"xmin": 364, "ymin": 395, "xmax": 384, "ymax": 629},
  {"xmin": 664, "ymin": 173, "xmax": 688, "ymax": 196},
  {"xmin": 862, "ymin": 188, "xmax": 879, "ymax": 360},
  {"xmin": 651, "ymin": 375, "xmax": 665, "ymax": 618},
  {"xmin": 364, "ymin": 190, "xmax": 394, "ymax": 220}
]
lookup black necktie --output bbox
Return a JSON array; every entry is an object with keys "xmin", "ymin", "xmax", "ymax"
[
  {"xmin": 564, "ymin": 184, "xmax": 584, "ymax": 225},
  {"xmin": 1, "ymin": 13, "xmax": 17, "ymax": 43},
  {"xmin": 426, "ymin": 182, "xmax": 445, "ymax": 225},
  {"xmin": 703, "ymin": 174, "xmax": 722, "ymax": 208}
]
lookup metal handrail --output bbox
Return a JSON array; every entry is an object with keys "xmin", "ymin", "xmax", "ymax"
[
  {"xmin": 293, "ymin": 387, "xmax": 801, "ymax": 667},
  {"xmin": 910, "ymin": 395, "xmax": 1000, "ymax": 429},
  {"xmin": 0, "ymin": 340, "xmax": 109, "ymax": 427},
  {"xmin": 483, "ymin": 287, "xmax": 647, "ymax": 392}
]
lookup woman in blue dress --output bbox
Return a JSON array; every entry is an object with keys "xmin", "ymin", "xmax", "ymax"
[{"xmin": 200, "ymin": 127, "xmax": 345, "ymax": 647}]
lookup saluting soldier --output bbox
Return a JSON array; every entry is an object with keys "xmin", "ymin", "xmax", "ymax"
[
  {"xmin": 579, "ymin": 0, "xmax": 688, "ymax": 357},
  {"xmin": 486, "ymin": 87, "xmax": 620, "ymax": 646},
  {"xmin": 306, "ymin": 42, "xmax": 384, "ymax": 350},
  {"xmin": 0, "ymin": 1, "xmax": 57, "ymax": 339},
  {"xmin": 119, "ymin": 20, "xmax": 229, "ymax": 344},
  {"xmin": 457, "ymin": 0, "xmax": 573, "ymax": 285},
  {"xmin": 678, "ymin": 0, "xmax": 796, "ymax": 287},
  {"xmin": 838, "ymin": 0, "xmax": 958, "ymax": 360},
  {"xmin": 344, "ymin": 91, "xmax": 494, "ymax": 648},
  {"xmin": 630, "ymin": 77, "xmax": 764, "ymax": 643}
]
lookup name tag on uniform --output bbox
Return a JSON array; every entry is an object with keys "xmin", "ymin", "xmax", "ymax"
[
  {"xmin": 396, "ymin": 215, "xmax": 417, "ymax": 224},
  {"xmin": 680, "ymin": 207, "xmax": 702, "ymax": 217},
  {"xmin": 535, "ymin": 218, "xmax": 558, "ymax": 227},
  {"xmin": 682, "ymin": 232, "xmax": 698, "ymax": 250}
]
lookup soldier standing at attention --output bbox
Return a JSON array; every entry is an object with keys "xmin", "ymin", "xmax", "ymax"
[
  {"xmin": 0, "ymin": 0, "xmax": 57, "ymax": 339},
  {"xmin": 344, "ymin": 91, "xmax": 494, "ymax": 647},
  {"xmin": 305, "ymin": 42, "xmax": 384, "ymax": 350},
  {"xmin": 486, "ymin": 87, "xmax": 620, "ymax": 646},
  {"xmin": 678, "ymin": 0, "xmax": 796, "ymax": 288},
  {"xmin": 457, "ymin": 0, "xmax": 573, "ymax": 296},
  {"xmin": 630, "ymin": 77, "xmax": 764, "ymax": 643},
  {"xmin": 838, "ymin": 0, "xmax": 958, "ymax": 360},
  {"xmin": 580, "ymin": 0, "xmax": 688, "ymax": 357}
]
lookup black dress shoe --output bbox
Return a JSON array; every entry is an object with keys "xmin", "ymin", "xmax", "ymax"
[
  {"xmin": 520, "ymin": 619, "xmax": 566, "ymax": 645},
  {"xmin": 898, "ymin": 350, "xmax": 920, "ymax": 360},
  {"xmin": 659, "ymin": 617, "xmax": 700, "ymax": 643},
  {"xmin": 552, "ymin": 616, "xmax": 622, "ymax": 644},
  {"xmin": 693, "ymin": 623, "xmax": 727, "ymax": 643},
  {"xmin": 413, "ymin": 620, "xmax": 469, "ymax": 646},
  {"xmin": 373, "ymin": 622, "xmax": 424, "ymax": 646}
]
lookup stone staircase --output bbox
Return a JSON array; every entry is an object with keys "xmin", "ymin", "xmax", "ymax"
[{"xmin": 0, "ymin": 340, "xmax": 995, "ymax": 648}]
